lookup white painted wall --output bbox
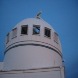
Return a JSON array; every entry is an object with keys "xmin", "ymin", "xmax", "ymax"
[
  {"xmin": 0, "ymin": 62, "xmax": 4, "ymax": 70},
  {"xmin": 1, "ymin": 18, "xmax": 65, "ymax": 78},
  {"xmin": 0, "ymin": 67, "xmax": 65, "ymax": 78},
  {"xmin": 3, "ymin": 45, "xmax": 62, "ymax": 70}
]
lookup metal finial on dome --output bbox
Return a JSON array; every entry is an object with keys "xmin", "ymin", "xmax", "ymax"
[{"xmin": 36, "ymin": 11, "xmax": 42, "ymax": 19}]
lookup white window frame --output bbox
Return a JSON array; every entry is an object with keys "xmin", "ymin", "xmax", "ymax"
[
  {"xmin": 6, "ymin": 33, "xmax": 9, "ymax": 44},
  {"xmin": 12, "ymin": 28, "xmax": 17, "ymax": 39},
  {"xmin": 54, "ymin": 32, "xmax": 59, "ymax": 44}
]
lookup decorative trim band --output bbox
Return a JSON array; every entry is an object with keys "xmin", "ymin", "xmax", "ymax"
[{"xmin": 4, "ymin": 43, "xmax": 62, "ymax": 57}]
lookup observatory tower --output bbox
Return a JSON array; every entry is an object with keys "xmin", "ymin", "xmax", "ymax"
[{"xmin": 0, "ymin": 13, "xmax": 65, "ymax": 78}]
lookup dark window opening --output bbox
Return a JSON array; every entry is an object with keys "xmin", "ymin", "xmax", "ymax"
[
  {"xmin": 44, "ymin": 27, "xmax": 51, "ymax": 38},
  {"xmin": 21, "ymin": 25, "xmax": 28, "ymax": 35},
  {"xmin": 33, "ymin": 25, "xmax": 40, "ymax": 35},
  {"xmin": 6, "ymin": 33, "xmax": 9, "ymax": 44}
]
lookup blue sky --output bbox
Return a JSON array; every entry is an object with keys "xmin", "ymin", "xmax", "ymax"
[{"xmin": 0, "ymin": 0, "xmax": 78, "ymax": 78}]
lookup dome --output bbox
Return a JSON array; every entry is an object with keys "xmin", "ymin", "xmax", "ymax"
[
  {"xmin": 15, "ymin": 18, "xmax": 53, "ymax": 29},
  {"xmin": 3, "ymin": 17, "xmax": 63, "ymax": 71}
]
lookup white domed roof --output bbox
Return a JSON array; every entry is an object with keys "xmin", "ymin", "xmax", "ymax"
[
  {"xmin": 4, "ymin": 17, "xmax": 62, "ymax": 71},
  {"xmin": 5, "ymin": 17, "xmax": 61, "ymax": 51},
  {"xmin": 14, "ymin": 18, "xmax": 54, "ymax": 31}
]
